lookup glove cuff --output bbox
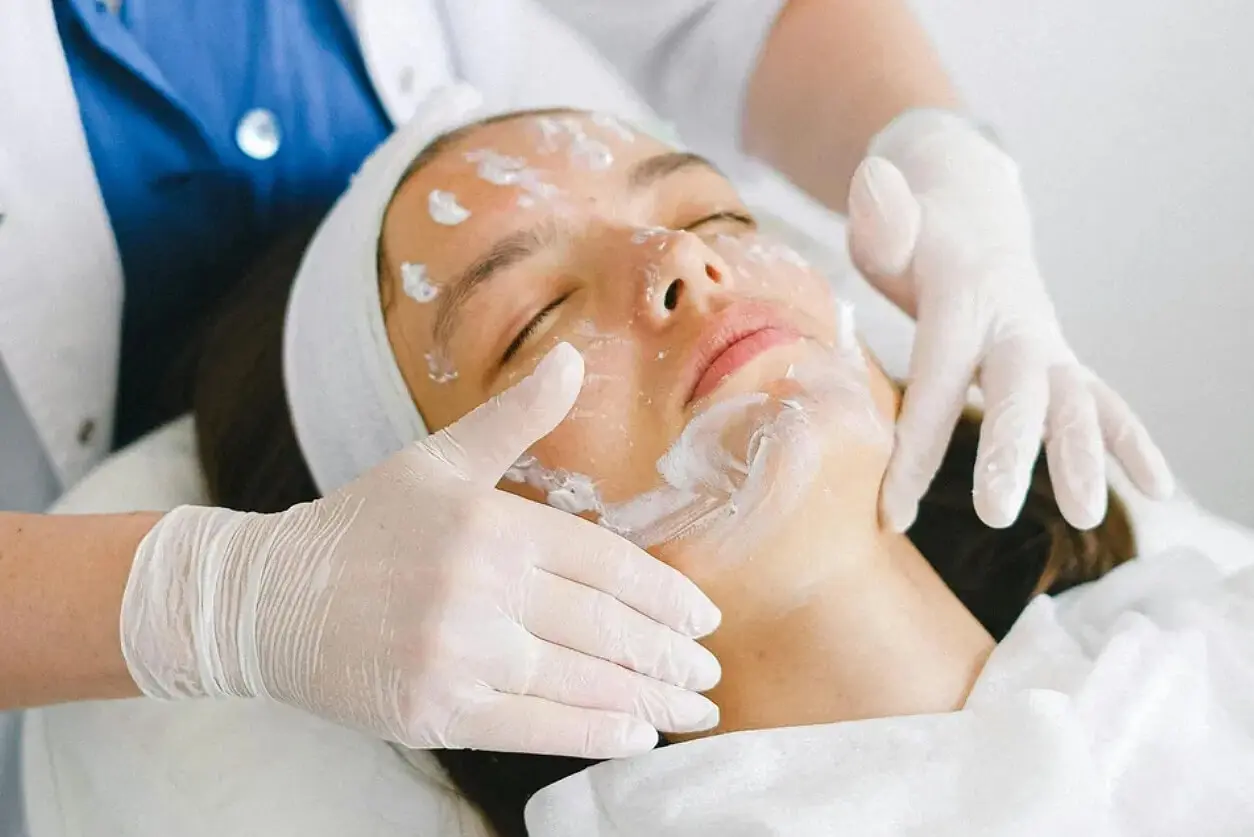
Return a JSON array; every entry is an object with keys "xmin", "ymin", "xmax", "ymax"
[
  {"xmin": 120, "ymin": 505, "xmax": 262, "ymax": 701},
  {"xmin": 869, "ymin": 108, "xmax": 1007, "ymax": 158},
  {"xmin": 867, "ymin": 109, "xmax": 1022, "ymax": 205}
]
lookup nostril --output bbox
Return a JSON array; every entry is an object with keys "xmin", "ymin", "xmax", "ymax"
[
  {"xmin": 705, "ymin": 263, "xmax": 722, "ymax": 283},
  {"xmin": 663, "ymin": 280, "xmax": 682, "ymax": 311}
]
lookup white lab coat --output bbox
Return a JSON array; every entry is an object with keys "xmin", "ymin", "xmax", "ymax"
[{"xmin": 0, "ymin": 0, "xmax": 787, "ymax": 494}]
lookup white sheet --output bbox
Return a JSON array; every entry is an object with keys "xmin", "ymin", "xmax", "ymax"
[
  {"xmin": 527, "ymin": 547, "xmax": 1254, "ymax": 836},
  {"xmin": 23, "ymin": 697, "xmax": 488, "ymax": 837}
]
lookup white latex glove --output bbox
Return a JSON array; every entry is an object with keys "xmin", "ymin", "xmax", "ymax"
[
  {"xmin": 121, "ymin": 344, "xmax": 722, "ymax": 758},
  {"xmin": 848, "ymin": 110, "xmax": 1174, "ymax": 532}
]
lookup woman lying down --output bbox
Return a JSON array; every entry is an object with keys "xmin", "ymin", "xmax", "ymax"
[{"xmin": 39, "ymin": 89, "xmax": 1254, "ymax": 835}]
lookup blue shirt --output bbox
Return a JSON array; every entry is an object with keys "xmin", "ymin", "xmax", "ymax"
[{"xmin": 54, "ymin": 0, "xmax": 392, "ymax": 447}]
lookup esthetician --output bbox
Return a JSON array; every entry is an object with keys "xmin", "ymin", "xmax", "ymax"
[{"xmin": 0, "ymin": 1, "xmax": 1171, "ymax": 830}]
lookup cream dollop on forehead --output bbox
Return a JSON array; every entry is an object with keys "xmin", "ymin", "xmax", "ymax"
[{"xmin": 400, "ymin": 111, "xmax": 656, "ymax": 242}]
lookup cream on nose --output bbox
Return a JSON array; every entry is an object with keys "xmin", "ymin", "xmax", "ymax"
[{"xmin": 640, "ymin": 231, "xmax": 727, "ymax": 317}]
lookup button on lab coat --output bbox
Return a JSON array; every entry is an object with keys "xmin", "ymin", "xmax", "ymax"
[{"xmin": 0, "ymin": 0, "xmax": 787, "ymax": 496}]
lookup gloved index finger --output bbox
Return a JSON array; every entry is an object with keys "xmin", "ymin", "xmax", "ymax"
[
  {"xmin": 880, "ymin": 294, "xmax": 983, "ymax": 531},
  {"xmin": 426, "ymin": 342, "xmax": 585, "ymax": 482},
  {"xmin": 536, "ymin": 517, "xmax": 722, "ymax": 640}
]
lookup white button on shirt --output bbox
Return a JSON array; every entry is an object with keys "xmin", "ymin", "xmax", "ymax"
[{"xmin": 235, "ymin": 108, "xmax": 282, "ymax": 161}]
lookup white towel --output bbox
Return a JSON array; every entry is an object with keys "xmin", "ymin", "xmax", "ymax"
[
  {"xmin": 526, "ymin": 547, "xmax": 1254, "ymax": 836},
  {"xmin": 282, "ymin": 84, "xmax": 487, "ymax": 494}
]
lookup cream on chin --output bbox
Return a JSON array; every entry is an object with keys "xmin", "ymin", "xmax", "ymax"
[{"xmin": 503, "ymin": 301, "xmax": 890, "ymax": 563}]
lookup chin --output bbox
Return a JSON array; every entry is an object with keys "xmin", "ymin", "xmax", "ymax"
[{"xmin": 673, "ymin": 347, "xmax": 891, "ymax": 559}]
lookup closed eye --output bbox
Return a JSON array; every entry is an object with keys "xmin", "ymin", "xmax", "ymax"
[
  {"xmin": 682, "ymin": 210, "xmax": 757, "ymax": 232},
  {"xmin": 501, "ymin": 292, "xmax": 571, "ymax": 366}
]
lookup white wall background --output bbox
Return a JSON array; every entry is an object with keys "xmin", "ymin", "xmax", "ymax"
[{"xmin": 907, "ymin": 0, "xmax": 1254, "ymax": 522}]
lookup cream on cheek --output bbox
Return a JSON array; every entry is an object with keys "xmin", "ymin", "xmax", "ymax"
[
  {"xmin": 502, "ymin": 233, "xmax": 892, "ymax": 560},
  {"xmin": 709, "ymin": 231, "xmax": 819, "ymax": 309},
  {"xmin": 596, "ymin": 306, "xmax": 892, "ymax": 557},
  {"xmin": 503, "ymin": 308, "xmax": 890, "ymax": 557},
  {"xmin": 498, "ymin": 315, "xmax": 665, "ymax": 506}
]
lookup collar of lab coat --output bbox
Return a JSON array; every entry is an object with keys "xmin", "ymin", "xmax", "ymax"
[{"xmin": 0, "ymin": 1, "xmax": 124, "ymax": 488}]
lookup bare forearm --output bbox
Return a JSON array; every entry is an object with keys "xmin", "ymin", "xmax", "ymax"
[
  {"xmin": 0, "ymin": 511, "xmax": 157, "ymax": 709},
  {"xmin": 744, "ymin": 0, "xmax": 960, "ymax": 210}
]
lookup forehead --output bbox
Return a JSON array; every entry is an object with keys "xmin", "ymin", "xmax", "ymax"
[
  {"xmin": 433, "ymin": 111, "xmax": 670, "ymax": 175},
  {"xmin": 380, "ymin": 112, "xmax": 681, "ymax": 292},
  {"xmin": 395, "ymin": 112, "xmax": 675, "ymax": 215}
]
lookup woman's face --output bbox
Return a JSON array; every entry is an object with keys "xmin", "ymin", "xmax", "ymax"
[{"xmin": 381, "ymin": 112, "xmax": 897, "ymax": 571}]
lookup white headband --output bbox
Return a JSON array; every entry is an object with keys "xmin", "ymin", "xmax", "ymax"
[{"xmin": 283, "ymin": 84, "xmax": 488, "ymax": 494}]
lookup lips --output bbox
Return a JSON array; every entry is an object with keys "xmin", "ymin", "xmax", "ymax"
[{"xmin": 684, "ymin": 303, "xmax": 801, "ymax": 404}]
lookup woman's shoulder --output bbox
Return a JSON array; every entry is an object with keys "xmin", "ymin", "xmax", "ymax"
[{"xmin": 52, "ymin": 416, "xmax": 208, "ymax": 515}]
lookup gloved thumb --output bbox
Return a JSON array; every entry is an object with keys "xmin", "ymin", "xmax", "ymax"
[
  {"xmin": 847, "ymin": 157, "xmax": 922, "ymax": 314},
  {"xmin": 424, "ymin": 342, "xmax": 585, "ymax": 483}
]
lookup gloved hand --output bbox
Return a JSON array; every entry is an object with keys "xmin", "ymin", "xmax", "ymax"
[
  {"xmin": 121, "ymin": 343, "xmax": 722, "ymax": 758},
  {"xmin": 848, "ymin": 110, "xmax": 1174, "ymax": 532}
]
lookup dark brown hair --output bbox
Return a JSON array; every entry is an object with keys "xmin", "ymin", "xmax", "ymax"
[{"xmin": 195, "ymin": 225, "xmax": 1134, "ymax": 837}]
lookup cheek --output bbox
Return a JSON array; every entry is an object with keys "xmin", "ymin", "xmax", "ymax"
[
  {"xmin": 496, "ymin": 326, "xmax": 673, "ymax": 507},
  {"xmin": 711, "ymin": 233, "xmax": 838, "ymax": 338}
]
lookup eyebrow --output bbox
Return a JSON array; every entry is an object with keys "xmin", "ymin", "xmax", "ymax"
[
  {"xmin": 432, "ymin": 222, "xmax": 556, "ymax": 348},
  {"xmin": 628, "ymin": 151, "xmax": 721, "ymax": 189}
]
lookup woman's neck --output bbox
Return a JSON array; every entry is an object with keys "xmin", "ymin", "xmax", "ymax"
[{"xmin": 671, "ymin": 490, "xmax": 995, "ymax": 737}]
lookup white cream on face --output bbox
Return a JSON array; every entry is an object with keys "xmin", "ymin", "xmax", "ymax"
[
  {"xmin": 428, "ymin": 189, "xmax": 471, "ymax": 225},
  {"xmin": 747, "ymin": 240, "xmax": 810, "ymax": 270},
  {"xmin": 600, "ymin": 339, "xmax": 886, "ymax": 553},
  {"xmin": 505, "ymin": 303, "xmax": 888, "ymax": 558},
  {"xmin": 531, "ymin": 116, "xmax": 615, "ymax": 171},
  {"xmin": 401, "ymin": 262, "xmax": 438, "ymax": 303},
  {"xmin": 632, "ymin": 226, "xmax": 672, "ymax": 252},
  {"xmin": 425, "ymin": 349, "xmax": 458, "ymax": 384},
  {"xmin": 717, "ymin": 234, "xmax": 811, "ymax": 273},
  {"xmin": 534, "ymin": 116, "xmax": 564, "ymax": 153},
  {"xmin": 572, "ymin": 319, "xmax": 630, "ymax": 347},
  {"xmin": 591, "ymin": 113, "xmax": 636, "ymax": 142},
  {"xmin": 463, "ymin": 149, "xmax": 561, "ymax": 208},
  {"xmin": 504, "ymin": 455, "xmax": 601, "ymax": 515}
]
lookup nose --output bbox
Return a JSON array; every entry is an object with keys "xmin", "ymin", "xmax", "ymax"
[{"xmin": 639, "ymin": 230, "xmax": 728, "ymax": 323}]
